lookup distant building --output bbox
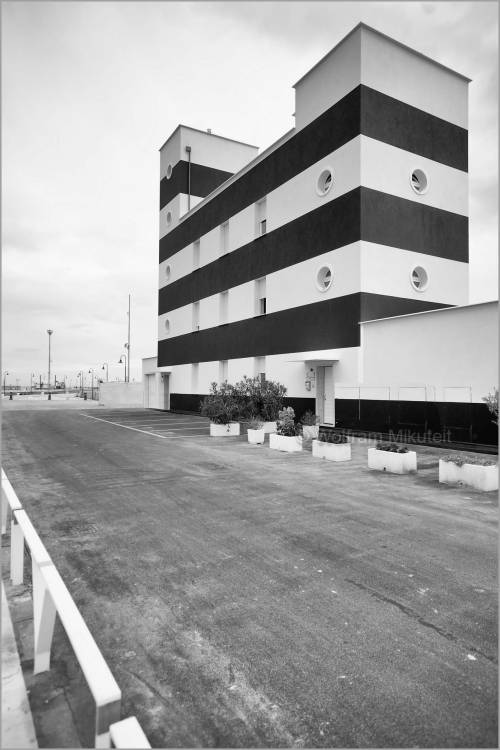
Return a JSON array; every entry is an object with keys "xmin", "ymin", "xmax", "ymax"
[{"xmin": 144, "ymin": 23, "xmax": 498, "ymax": 447}]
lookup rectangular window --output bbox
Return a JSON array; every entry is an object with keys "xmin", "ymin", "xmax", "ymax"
[
  {"xmin": 255, "ymin": 198, "xmax": 267, "ymax": 238},
  {"xmin": 192, "ymin": 301, "xmax": 200, "ymax": 331},
  {"xmin": 193, "ymin": 239, "xmax": 200, "ymax": 270},
  {"xmin": 219, "ymin": 360, "xmax": 228, "ymax": 383},
  {"xmin": 255, "ymin": 277, "xmax": 266, "ymax": 316},
  {"xmin": 219, "ymin": 291, "xmax": 228, "ymax": 324},
  {"xmin": 220, "ymin": 222, "xmax": 229, "ymax": 255}
]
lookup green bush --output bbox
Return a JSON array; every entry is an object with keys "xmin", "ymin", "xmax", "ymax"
[
  {"xmin": 319, "ymin": 432, "xmax": 349, "ymax": 444},
  {"xmin": 276, "ymin": 407, "xmax": 300, "ymax": 437},
  {"xmin": 376, "ymin": 442, "xmax": 408, "ymax": 454},
  {"xmin": 233, "ymin": 375, "xmax": 287, "ymax": 422},
  {"xmin": 300, "ymin": 410, "xmax": 318, "ymax": 426},
  {"xmin": 482, "ymin": 389, "xmax": 498, "ymax": 425},
  {"xmin": 441, "ymin": 454, "xmax": 497, "ymax": 467},
  {"xmin": 200, "ymin": 382, "xmax": 240, "ymax": 425}
]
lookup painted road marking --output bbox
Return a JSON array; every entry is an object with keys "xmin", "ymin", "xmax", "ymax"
[
  {"xmin": 81, "ymin": 413, "xmax": 216, "ymax": 440},
  {"xmin": 103, "ymin": 419, "xmax": 209, "ymax": 427}
]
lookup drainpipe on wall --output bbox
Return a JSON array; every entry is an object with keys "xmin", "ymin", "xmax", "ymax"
[{"xmin": 185, "ymin": 145, "xmax": 192, "ymax": 211}]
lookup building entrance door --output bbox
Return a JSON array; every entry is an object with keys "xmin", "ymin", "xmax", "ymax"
[
  {"xmin": 145, "ymin": 374, "xmax": 155, "ymax": 408},
  {"xmin": 316, "ymin": 366, "xmax": 335, "ymax": 424},
  {"xmin": 162, "ymin": 373, "xmax": 170, "ymax": 410}
]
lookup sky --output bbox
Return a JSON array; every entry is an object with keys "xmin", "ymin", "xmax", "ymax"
[{"xmin": 2, "ymin": 0, "xmax": 498, "ymax": 388}]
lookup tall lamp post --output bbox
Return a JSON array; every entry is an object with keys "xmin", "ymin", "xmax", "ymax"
[
  {"xmin": 123, "ymin": 342, "xmax": 130, "ymax": 382},
  {"xmin": 102, "ymin": 363, "xmax": 109, "ymax": 382},
  {"xmin": 88, "ymin": 369, "xmax": 95, "ymax": 401},
  {"xmin": 2, "ymin": 371, "xmax": 9, "ymax": 395},
  {"xmin": 77, "ymin": 371, "xmax": 84, "ymax": 397},
  {"xmin": 47, "ymin": 329, "xmax": 53, "ymax": 397},
  {"xmin": 127, "ymin": 294, "xmax": 131, "ymax": 383},
  {"xmin": 118, "ymin": 353, "xmax": 127, "ymax": 382}
]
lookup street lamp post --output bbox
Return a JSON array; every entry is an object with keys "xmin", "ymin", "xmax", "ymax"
[
  {"xmin": 88, "ymin": 369, "xmax": 95, "ymax": 400},
  {"xmin": 102, "ymin": 363, "xmax": 109, "ymax": 382},
  {"xmin": 123, "ymin": 342, "xmax": 130, "ymax": 383},
  {"xmin": 77, "ymin": 371, "xmax": 84, "ymax": 397},
  {"xmin": 2, "ymin": 371, "xmax": 9, "ymax": 395},
  {"xmin": 118, "ymin": 353, "xmax": 127, "ymax": 382},
  {"xmin": 47, "ymin": 329, "xmax": 53, "ymax": 399}
]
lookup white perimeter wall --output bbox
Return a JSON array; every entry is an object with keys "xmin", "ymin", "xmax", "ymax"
[
  {"xmin": 359, "ymin": 301, "xmax": 498, "ymax": 402},
  {"xmin": 99, "ymin": 382, "xmax": 144, "ymax": 407}
]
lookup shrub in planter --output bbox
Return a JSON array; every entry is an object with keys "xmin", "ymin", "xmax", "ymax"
[
  {"xmin": 247, "ymin": 417, "xmax": 265, "ymax": 445},
  {"xmin": 439, "ymin": 454, "xmax": 498, "ymax": 492},
  {"xmin": 300, "ymin": 410, "xmax": 319, "ymax": 440},
  {"xmin": 233, "ymin": 375, "xmax": 287, "ymax": 431},
  {"xmin": 200, "ymin": 382, "xmax": 240, "ymax": 436},
  {"xmin": 312, "ymin": 431, "xmax": 351, "ymax": 461},
  {"xmin": 368, "ymin": 442, "xmax": 417, "ymax": 474},
  {"xmin": 270, "ymin": 407, "xmax": 303, "ymax": 452}
]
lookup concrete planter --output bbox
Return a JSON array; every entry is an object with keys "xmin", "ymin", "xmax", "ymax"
[
  {"xmin": 302, "ymin": 425, "xmax": 319, "ymax": 441},
  {"xmin": 247, "ymin": 428, "xmax": 265, "ymax": 445},
  {"xmin": 368, "ymin": 447, "xmax": 417, "ymax": 474},
  {"xmin": 312, "ymin": 440, "xmax": 351, "ymax": 462},
  {"xmin": 269, "ymin": 434, "xmax": 303, "ymax": 453},
  {"xmin": 209, "ymin": 422, "xmax": 240, "ymax": 437},
  {"xmin": 439, "ymin": 460, "xmax": 498, "ymax": 492},
  {"xmin": 262, "ymin": 421, "xmax": 277, "ymax": 434}
]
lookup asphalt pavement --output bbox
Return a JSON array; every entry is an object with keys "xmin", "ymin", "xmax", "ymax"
[{"xmin": 2, "ymin": 405, "xmax": 497, "ymax": 748}]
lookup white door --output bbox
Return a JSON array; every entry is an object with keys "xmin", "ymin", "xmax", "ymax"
[
  {"xmin": 145, "ymin": 374, "xmax": 156, "ymax": 408},
  {"xmin": 317, "ymin": 366, "xmax": 335, "ymax": 424}
]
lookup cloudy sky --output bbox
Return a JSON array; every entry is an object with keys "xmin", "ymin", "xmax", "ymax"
[{"xmin": 2, "ymin": 1, "xmax": 498, "ymax": 388}]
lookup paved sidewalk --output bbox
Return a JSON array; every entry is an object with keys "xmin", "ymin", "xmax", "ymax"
[{"xmin": 1, "ymin": 581, "xmax": 38, "ymax": 748}]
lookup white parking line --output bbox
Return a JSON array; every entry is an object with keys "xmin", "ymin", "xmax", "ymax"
[
  {"xmin": 105, "ymin": 420, "xmax": 208, "ymax": 427},
  {"xmin": 81, "ymin": 413, "xmax": 210, "ymax": 439}
]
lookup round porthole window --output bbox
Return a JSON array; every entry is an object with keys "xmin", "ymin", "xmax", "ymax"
[
  {"xmin": 166, "ymin": 163, "xmax": 173, "ymax": 179},
  {"xmin": 316, "ymin": 168, "xmax": 334, "ymax": 196},
  {"xmin": 165, "ymin": 264, "xmax": 171, "ymax": 280},
  {"xmin": 410, "ymin": 266, "xmax": 429, "ymax": 292},
  {"xmin": 316, "ymin": 265, "xmax": 333, "ymax": 292},
  {"xmin": 164, "ymin": 319, "xmax": 171, "ymax": 334},
  {"xmin": 410, "ymin": 168, "xmax": 429, "ymax": 195},
  {"xmin": 166, "ymin": 211, "xmax": 172, "ymax": 225}
]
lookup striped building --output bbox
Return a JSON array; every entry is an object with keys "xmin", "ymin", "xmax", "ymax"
[{"xmin": 144, "ymin": 23, "xmax": 498, "ymax": 447}]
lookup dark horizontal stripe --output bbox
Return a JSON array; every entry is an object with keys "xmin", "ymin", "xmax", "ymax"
[
  {"xmin": 159, "ymin": 85, "xmax": 467, "ymax": 263},
  {"xmin": 160, "ymin": 161, "xmax": 234, "ymax": 210},
  {"xmin": 335, "ymin": 400, "xmax": 497, "ymax": 447},
  {"xmin": 158, "ymin": 293, "xmax": 448, "ymax": 366},
  {"xmin": 362, "ymin": 188, "xmax": 468, "ymax": 262},
  {"xmin": 361, "ymin": 87, "xmax": 468, "ymax": 173},
  {"xmin": 158, "ymin": 187, "xmax": 468, "ymax": 315}
]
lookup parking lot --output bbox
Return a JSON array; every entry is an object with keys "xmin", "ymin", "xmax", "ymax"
[
  {"xmin": 2, "ymin": 404, "xmax": 498, "ymax": 748},
  {"xmin": 81, "ymin": 408, "xmax": 212, "ymax": 439}
]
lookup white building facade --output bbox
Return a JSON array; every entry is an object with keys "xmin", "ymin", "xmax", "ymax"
[{"xmin": 145, "ymin": 23, "xmax": 498, "ymax": 447}]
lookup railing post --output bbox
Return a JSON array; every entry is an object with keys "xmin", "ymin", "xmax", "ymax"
[
  {"xmin": 10, "ymin": 516, "xmax": 25, "ymax": 585},
  {"xmin": 32, "ymin": 560, "xmax": 57, "ymax": 674},
  {"xmin": 95, "ymin": 698, "xmax": 122, "ymax": 748}
]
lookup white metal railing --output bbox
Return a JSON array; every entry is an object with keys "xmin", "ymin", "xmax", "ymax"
[
  {"xmin": 1, "ymin": 469, "xmax": 149, "ymax": 748},
  {"xmin": 110, "ymin": 717, "xmax": 151, "ymax": 748}
]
